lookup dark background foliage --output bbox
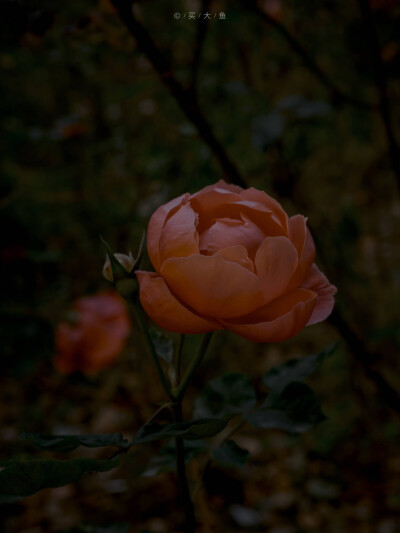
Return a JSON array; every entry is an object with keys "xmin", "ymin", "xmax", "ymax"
[{"xmin": 1, "ymin": 0, "xmax": 400, "ymax": 531}]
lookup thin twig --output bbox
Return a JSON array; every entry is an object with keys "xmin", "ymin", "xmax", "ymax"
[
  {"xmin": 111, "ymin": 0, "xmax": 246, "ymax": 187},
  {"xmin": 242, "ymin": 0, "xmax": 377, "ymax": 111}
]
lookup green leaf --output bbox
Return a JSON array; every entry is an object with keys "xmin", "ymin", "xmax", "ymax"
[
  {"xmin": 194, "ymin": 373, "xmax": 256, "ymax": 418},
  {"xmin": 143, "ymin": 440, "xmax": 207, "ymax": 477},
  {"xmin": 150, "ymin": 330, "xmax": 173, "ymax": 364},
  {"xmin": 245, "ymin": 382, "xmax": 326, "ymax": 433},
  {"xmin": 212, "ymin": 440, "xmax": 249, "ymax": 469},
  {"xmin": 133, "ymin": 417, "xmax": 231, "ymax": 444},
  {"xmin": 0, "ymin": 455, "xmax": 120, "ymax": 501},
  {"xmin": 20, "ymin": 433, "xmax": 129, "ymax": 452},
  {"xmin": 263, "ymin": 344, "xmax": 337, "ymax": 394}
]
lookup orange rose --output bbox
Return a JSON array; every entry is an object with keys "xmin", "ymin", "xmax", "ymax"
[
  {"xmin": 54, "ymin": 291, "xmax": 131, "ymax": 375},
  {"xmin": 136, "ymin": 181, "xmax": 336, "ymax": 343}
]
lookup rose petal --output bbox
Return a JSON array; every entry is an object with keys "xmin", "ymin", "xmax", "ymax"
[
  {"xmin": 221, "ymin": 288, "xmax": 316, "ymax": 343},
  {"xmin": 301, "ymin": 264, "xmax": 337, "ymax": 325},
  {"xmin": 286, "ymin": 215, "xmax": 316, "ymax": 290},
  {"xmin": 136, "ymin": 271, "xmax": 220, "ymax": 334},
  {"xmin": 159, "ymin": 204, "xmax": 199, "ymax": 265},
  {"xmin": 190, "ymin": 188, "xmax": 285, "ymax": 236},
  {"xmin": 255, "ymin": 236, "xmax": 298, "ymax": 304},
  {"xmin": 196, "ymin": 179, "xmax": 244, "ymax": 194},
  {"xmin": 147, "ymin": 192, "xmax": 190, "ymax": 272},
  {"xmin": 241, "ymin": 187, "xmax": 288, "ymax": 231},
  {"xmin": 214, "ymin": 245, "xmax": 254, "ymax": 272},
  {"xmin": 160, "ymin": 254, "xmax": 264, "ymax": 319},
  {"xmin": 199, "ymin": 215, "xmax": 265, "ymax": 257}
]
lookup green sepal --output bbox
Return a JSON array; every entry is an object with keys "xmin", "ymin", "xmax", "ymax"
[{"xmin": 100, "ymin": 235, "xmax": 131, "ymax": 281}]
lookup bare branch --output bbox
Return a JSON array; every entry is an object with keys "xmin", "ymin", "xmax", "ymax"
[
  {"xmin": 241, "ymin": 0, "xmax": 377, "ymax": 111},
  {"xmin": 111, "ymin": 0, "xmax": 246, "ymax": 187}
]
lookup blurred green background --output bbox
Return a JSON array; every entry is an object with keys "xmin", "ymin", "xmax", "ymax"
[{"xmin": 1, "ymin": 0, "xmax": 400, "ymax": 531}]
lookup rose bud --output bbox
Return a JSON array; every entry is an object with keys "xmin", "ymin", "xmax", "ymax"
[
  {"xmin": 102, "ymin": 252, "xmax": 135, "ymax": 282},
  {"xmin": 136, "ymin": 180, "xmax": 337, "ymax": 343},
  {"xmin": 53, "ymin": 291, "xmax": 131, "ymax": 375}
]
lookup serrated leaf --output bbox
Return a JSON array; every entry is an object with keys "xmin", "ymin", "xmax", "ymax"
[
  {"xmin": 142, "ymin": 440, "xmax": 207, "ymax": 477},
  {"xmin": 245, "ymin": 382, "xmax": 326, "ymax": 433},
  {"xmin": 263, "ymin": 344, "xmax": 337, "ymax": 394},
  {"xmin": 0, "ymin": 455, "xmax": 120, "ymax": 501},
  {"xmin": 133, "ymin": 417, "xmax": 231, "ymax": 444},
  {"xmin": 212, "ymin": 440, "xmax": 249, "ymax": 468},
  {"xmin": 150, "ymin": 330, "xmax": 174, "ymax": 364},
  {"xmin": 194, "ymin": 373, "xmax": 256, "ymax": 418},
  {"xmin": 20, "ymin": 432, "xmax": 129, "ymax": 452}
]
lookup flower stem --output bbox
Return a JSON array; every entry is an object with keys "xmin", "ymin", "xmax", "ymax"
[
  {"xmin": 175, "ymin": 332, "xmax": 214, "ymax": 402},
  {"xmin": 174, "ymin": 334, "xmax": 185, "ymax": 388},
  {"xmin": 172, "ymin": 332, "xmax": 214, "ymax": 531},
  {"xmin": 132, "ymin": 302, "xmax": 174, "ymax": 401},
  {"xmin": 172, "ymin": 401, "xmax": 197, "ymax": 533}
]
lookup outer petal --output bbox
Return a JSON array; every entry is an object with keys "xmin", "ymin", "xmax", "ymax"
[
  {"xmin": 161, "ymin": 254, "xmax": 264, "ymax": 319},
  {"xmin": 286, "ymin": 215, "xmax": 316, "ymax": 290},
  {"xmin": 301, "ymin": 264, "xmax": 337, "ymax": 325},
  {"xmin": 159, "ymin": 204, "xmax": 199, "ymax": 264},
  {"xmin": 147, "ymin": 192, "xmax": 190, "ymax": 272},
  {"xmin": 221, "ymin": 288, "xmax": 316, "ymax": 343},
  {"xmin": 136, "ymin": 271, "xmax": 220, "ymax": 334},
  {"xmin": 255, "ymin": 236, "xmax": 298, "ymax": 304}
]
